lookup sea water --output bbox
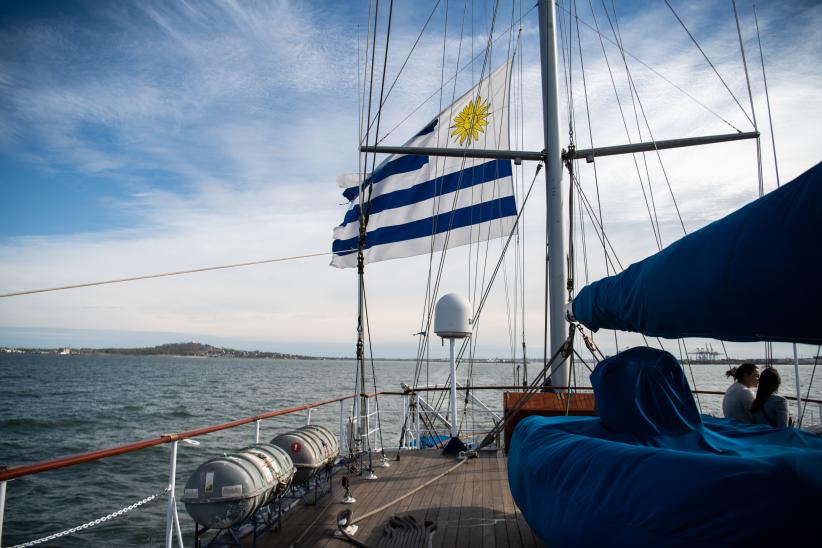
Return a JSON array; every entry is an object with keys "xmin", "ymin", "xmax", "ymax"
[{"xmin": 1, "ymin": 353, "xmax": 820, "ymax": 546}]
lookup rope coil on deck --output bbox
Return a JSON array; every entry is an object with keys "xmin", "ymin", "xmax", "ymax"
[{"xmin": 4, "ymin": 487, "xmax": 169, "ymax": 548}]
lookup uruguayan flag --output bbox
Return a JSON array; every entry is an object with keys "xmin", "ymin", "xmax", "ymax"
[{"xmin": 331, "ymin": 61, "xmax": 515, "ymax": 268}]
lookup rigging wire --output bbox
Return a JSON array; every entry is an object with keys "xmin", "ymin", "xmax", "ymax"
[
  {"xmin": 563, "ymin": 0, "xmax": 581, "ymax": 390},
  {"xmin": 359, "ymin": 0, "xmax": 443, "ymax": 144},
  {"xmin": 474, "ymin": 3, "xmax": 523, "ymax": 398},
  {"xmin": 467, "ymin": 3, "xmax": 512, "ymax": 371},
  {"xmin": 731, "ymin": 0, "xmax": 764, "ymax": 197},
  {"xmin": 563, "ymin": 0, "xmax": 577, "ymax": 301},
  {"xmin": 568, "ymin": 172, "xmax": 622, "ymax": 273},
  {"xmin": 358, "ymin": 0, "xmax": 375, "ymax": 161},
  {"xmin": 478, "ymin": 330, "xmax": 576, "ymax": 449},
  {"xmin": 412, "ymin": 0, "xmax": 468, "ymax": 394},
  {"xmin": 360, "ymin": 0, "xmax": 381, "ymax": 195},
  {"xmin": 431, "ymin": 162, "xmax": 543, "ymax": 419},
  {"xmin": 378, "ymin": 4, "xmax": 537, "ymax": 144},
  {"xmin": 363, "ymin": 0, "xmax": 396, "ymax": 462},
  {"xmin": 366, "ymin": 0, "xmax": 395, "ymax": 202},
  {"xmin": 570, "ymin": 1, "xmax": 604, "ymax": 357},
  {"xmin": 567, "ymin": 160, "xmax": 656, "ymax": 353},
  {"xmin": 753, "ymin": 4, "xmax": 780, "ymax": 187},
  {"xmin": 572, "ymin": 348, "xmax": 595, "ymax": 374},
  {"xmin": 573, "ymin": 1, "xmax": 598, "ymax": 291},
  {"xmin": 581, "ymin": 0, "xmax": 618, "ymax": 354},
  {"xmin": 514, "ymin": 5, "xmax": 528, "ymax": 385},
  {"xmin": 677, "ymin": 339, "xmax": 703, "ymax": 413},
  {"xmin": 354, "ymin": 0, "xmax": 393, "ymax": 469},
  {"xmin": 609, "ymin": 1, "xmax": 664, "ymax": 246},
  {"xmin": 595, "ymin": 0, "xmax": 662, "ymax": 250},
  {"xmin": 729, "ymin": 0, "xmax": 772, "ymax": 371},
  {"xmin": 414, "ymin": 0, "xmax": 457, "ymax": 395},
  {"xmin": 408, "ymin": 0, "xmax": 506, "ymax": 424},
  {"xmin": 352, "ymin": 0, "xmax": 381, "ymax": 462},
  {"xmin": 557, "ymin": 2, "xmax": 744, "ymax": 133},
  {"xmin": 362, "ymin": 282, "xmax": 387, "ymax": 459},
  {"xmin": 565, "ymin": 2, "xmax": 768, "ymax": 382},
  {"xmin": 612, "ymin": 1, "xmax": 735, "ymax": 364},
  {"xmin": 0, "ymin": 252, "xmax": 331, "ymax": 298},
  {"xmin": 664, "ymin": 0, "xmax": 754, "ymax": 127},
  {"xmin": 416, "ymin": 0, "xmax": 506, "ymax": 415},
  {"xmin": 798, "ymin": 346, "xmax": 820, "ymax": 427},
  {"xmin": 510, "ymin": 19, "xmax": 523, "ymax": 384}
]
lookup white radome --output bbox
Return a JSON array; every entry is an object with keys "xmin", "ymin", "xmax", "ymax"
[{"xmin": 434, "ymin": 293, "xmax": 472, "ymax": 338}]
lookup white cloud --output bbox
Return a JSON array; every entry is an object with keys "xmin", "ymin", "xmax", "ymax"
[{"xmin": 1, "ymin": 1, "xmax": 820, "ymax": 360}]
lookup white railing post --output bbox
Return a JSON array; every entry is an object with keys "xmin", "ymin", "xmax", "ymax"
[
  {"xmin": 165, "ymin": 441, "xmax": 183, "ymax": 548},
  {"xmin": 415, "ymin": 393, "xmax": 421, "ymax": 450},
  {"xmin": 340, "ymin": 399, "xmax": 346, "ymax": 453},
  {"xmin": 306, "ymin": 408, "xmax": 312, "ymax": 425},
  {"xmin": 255, "ymin": 420, "xmax": 261, "ymax": 444},
  {"xmin": 0, "ymin": 479, "xmax": 6, "ymax": 546}
]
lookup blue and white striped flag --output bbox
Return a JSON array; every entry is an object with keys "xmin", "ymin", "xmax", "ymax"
[{"xmin": 331, "ymin": 61, "xmax": 516, "ymax": 268}]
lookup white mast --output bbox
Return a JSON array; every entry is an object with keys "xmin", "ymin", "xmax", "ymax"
[{"xmin": 538, "ymin": 0, "xmax": 569, "ymax": 389}]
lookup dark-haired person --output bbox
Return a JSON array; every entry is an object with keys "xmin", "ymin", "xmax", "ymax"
[
  {"xmin": 751, "ymin": 367, "xmax": 790, "ymax": 428},
  {"xmin": 721, "ymin": 363, "xmax": 759, "ymax": 423}
]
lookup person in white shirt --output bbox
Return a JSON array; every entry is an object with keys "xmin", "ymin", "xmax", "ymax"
[{"xmin": 722, "ymin": 363, "xmax": 759, "ymax": 423}]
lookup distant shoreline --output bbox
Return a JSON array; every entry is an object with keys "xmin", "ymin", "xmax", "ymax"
[
  {"xmin": 1, "ymin": 341, "xmax": 820, "ymax": 364},
  {"xmin": 0, "ymin": 341, "xmax": 447, "ymax": 362}
]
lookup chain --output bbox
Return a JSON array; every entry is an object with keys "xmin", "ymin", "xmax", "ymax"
[{"xmin": 6, "ymin": 487, "xmax": 170, "ymax": 548}]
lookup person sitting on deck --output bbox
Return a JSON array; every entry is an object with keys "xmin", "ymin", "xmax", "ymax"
[
  {"xmin": 722, "ymin": 363, "xmax": 759, "ymax": 423},
  {"xmin": 751, "ymin": 366, "xmax": 791, "ymax": 428}
]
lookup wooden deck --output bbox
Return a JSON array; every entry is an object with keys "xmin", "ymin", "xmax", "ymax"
[{"xmin": 252, "ymin": 449, "xmax": 543, "ymax": 547}]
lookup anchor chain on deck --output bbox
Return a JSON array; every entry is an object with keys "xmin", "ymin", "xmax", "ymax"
[{"xmin": 5, "ymin": 487, "xmax": 169, "ymax": 548}]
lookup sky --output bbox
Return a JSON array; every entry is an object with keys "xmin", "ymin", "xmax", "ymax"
[{"xmin": 1, "ymin": 0, "xmax": 820, "ymax": 361}]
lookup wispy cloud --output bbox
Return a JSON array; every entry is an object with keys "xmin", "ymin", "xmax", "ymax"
[
  {"xmin": 0, "ymin": 0, "xmax": 359, "ymax": 189},
  {"xmin": 1, "ymin": 1, "xmax": 820, "ymax": 358}
]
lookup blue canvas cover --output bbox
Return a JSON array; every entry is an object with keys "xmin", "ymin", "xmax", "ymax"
[
  {"xmin": 508, "ymin": 347, "xmax": 822, "ymax": 547},
  {"xmin": 572, "ymin": 160, "xmax": 822, "ymax": 344}
]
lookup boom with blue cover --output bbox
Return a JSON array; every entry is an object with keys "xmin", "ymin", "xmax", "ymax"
[
  {"xmin": 508, "ymin": 347, "xmax": 822, "ymax": 547},
  {"xmin": 572, "ymin": 160, "xmax": 822, "ymax": 344}
]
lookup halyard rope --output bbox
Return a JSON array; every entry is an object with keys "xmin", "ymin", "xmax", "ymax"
[{"xmin": 350, "ymin": 458, "xmax": 468, "ymax": 525}]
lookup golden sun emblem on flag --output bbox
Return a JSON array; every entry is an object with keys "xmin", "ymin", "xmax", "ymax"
[{"xmin": 450, "ymin": 97, "xmax": 490, "ymax": 145}]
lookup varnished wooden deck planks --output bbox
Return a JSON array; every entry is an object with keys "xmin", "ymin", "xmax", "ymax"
[{"xmin": 250, "ymin": 450, "xmax": 543, "ymax": 547}]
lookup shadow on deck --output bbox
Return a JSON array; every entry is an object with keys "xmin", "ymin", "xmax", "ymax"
[{"xmin": 250, "ymin": 449, "xmax": 543, "ymax": 547}]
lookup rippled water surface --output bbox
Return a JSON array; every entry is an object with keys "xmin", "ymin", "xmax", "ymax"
[{"xmin": 1, "ymin": 353, "xmax": 819, "ymax": 546}]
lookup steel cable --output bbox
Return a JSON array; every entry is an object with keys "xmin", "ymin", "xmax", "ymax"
[{"xmin": 0, "ymin": 252, "xmax": 330, "ymax": 298}]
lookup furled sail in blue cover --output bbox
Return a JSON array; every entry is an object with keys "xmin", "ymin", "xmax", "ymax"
[
  {"xmin": 508, "ymin": 347, "xmax": 822, "ymax": 547},
  {"xmin": 572, "ymin": 160, "xmax": 822, "ymax": 344}
]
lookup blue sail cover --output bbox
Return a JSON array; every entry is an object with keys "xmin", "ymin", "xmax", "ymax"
[
  {"xmin": 508, "ymin": 347, "xmax": 822, "ymax": 547},
  {"xmin": 572, "ymin": 160, "xmax": 822, "ymax": 343}
]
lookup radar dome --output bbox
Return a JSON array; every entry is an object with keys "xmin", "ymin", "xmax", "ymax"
[{"xmin": 434, "ymin": 293, "xmax": 472, "ymax": 338}]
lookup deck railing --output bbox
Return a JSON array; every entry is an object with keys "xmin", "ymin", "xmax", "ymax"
[
  {"xmin": 0, "ymin": 385, "xmax": 501, "ymax": 547},
  {"xmin": 1, "ymin": 385, "xmax": 820, "ymax": 547}
]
